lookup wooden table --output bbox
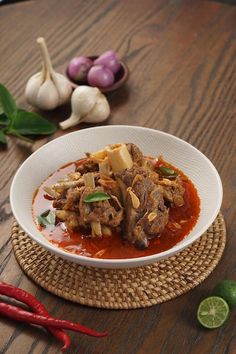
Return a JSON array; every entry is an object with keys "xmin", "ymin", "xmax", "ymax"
[{"xmin": 0, "ymin": 0, "xmax": 236, "ymax": 353}]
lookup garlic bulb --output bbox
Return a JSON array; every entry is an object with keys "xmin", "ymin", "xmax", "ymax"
[
  {"xmin": 25, "ymin": 37, "xmax": 72, "ymax": 110},
  {"xmin": 59, "ymin": 86, "xmax": 110, "ymax": 130},
  {"xmin": 84, "ymin": 95, "xmax": 110, "ymax": 123}
]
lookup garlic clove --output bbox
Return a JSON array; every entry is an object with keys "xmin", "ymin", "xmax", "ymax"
[
  {"xmin": 36, "ymin": 79, "xmax": 59, "ymax": 110},
  {"xmin": 59, "ymin": 113, "xmax": 83, "ymax": 130},
  {"xmin": 51, "ymin": 72, "xmax": 72, "ymax": 105},
  {"xmin": 82, "ymin": 95, "xmax": 110, "ymax": 123},
  {"xmin": 71, "ymin": 86, "xmax": 99, "ymax": 116},
  {"xmin": 59, "ymin": 85, "xmax": 110, "ymax": 129},
  {"xmin": 25, "ymin": 72, "xmax": 43, "ymax": 106},
  {"xmin": 59, "ymin": 85, "xmax": 98, "ymax": 129}
]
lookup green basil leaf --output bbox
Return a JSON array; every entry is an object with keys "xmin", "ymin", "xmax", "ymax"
[
  {"xmin": 0, "ymin": 113, "xmax": 10, "ymax": 127},
  {"xmin": 38, "ymin": 210, "xmax": 56, "ymax": 228},
  {"xmin": 8, "ymin": 110, "xmax": 57, "ymax": 136},
  {"xmin": 157, "ymin": 166, "xmax": 178, "ymax": 179},
  {"xmin": 84, "ymin": 192, "xmax": 111, "ymax": 203},
  {"xmin": 10, "ymin": 130, "xmax": 34, "ymax": 143},
  {"xmin": 0, "ymin": 83, "xmax": 17, "ymax": 119},
  {"xmin": 0, "ymin": 130, "xmax": 7, "ymax": 145}
]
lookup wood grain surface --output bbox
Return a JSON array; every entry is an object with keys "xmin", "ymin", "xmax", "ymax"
[{"xmin": 0, "ymin": 0, "xmax": 236, "ymax": 353}]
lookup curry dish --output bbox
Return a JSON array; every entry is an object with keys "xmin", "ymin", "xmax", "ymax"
[{"xmin": 32, "ymin": 143, "xmax": 200, "ymax": 259}]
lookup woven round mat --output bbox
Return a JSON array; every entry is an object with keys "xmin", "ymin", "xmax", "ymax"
[{"xmin": 11, "ymin": 213, "xmax": 226, "ymax": 309}]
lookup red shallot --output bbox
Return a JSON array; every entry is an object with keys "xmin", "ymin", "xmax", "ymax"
[{"xmin": 87, "ymin": 65, "xmax": 114, "ymax": 88}]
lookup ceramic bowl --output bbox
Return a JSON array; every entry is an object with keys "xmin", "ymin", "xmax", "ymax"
[{"xmin": 10, "ymin": 126, "xmax": 223, "ymax": 269}]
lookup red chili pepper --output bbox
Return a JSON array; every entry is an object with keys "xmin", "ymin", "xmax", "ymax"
[
  {"xmin": 0, "ymin": 301, "xmax": 108, "ymax": 337},
  {"xmin": 0, "ymin": 282, "xmax": 70, "ymax": 351}
]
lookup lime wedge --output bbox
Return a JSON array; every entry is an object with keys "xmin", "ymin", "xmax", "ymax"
[{"xmin": 197, "ymin": 296, "xmax": 229, "ymax": 329}]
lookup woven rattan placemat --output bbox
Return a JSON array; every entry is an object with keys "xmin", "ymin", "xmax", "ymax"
[{"xmin": 11, "ymin": 213, "xmax": 226, "ymax": 309}]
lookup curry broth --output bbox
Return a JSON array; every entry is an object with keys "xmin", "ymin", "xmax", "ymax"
[{"xmin": 32, "ymin": 159, "xmax": 200, "ymax": 259}]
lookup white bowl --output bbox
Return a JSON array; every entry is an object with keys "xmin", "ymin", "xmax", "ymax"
[{"xmin": 10, "ymin": 126, "xmax": 223, "ymax": 269}]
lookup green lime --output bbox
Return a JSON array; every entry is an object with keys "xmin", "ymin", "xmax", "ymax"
[
  {"xmin": 197, "ymin": 296, "xmax": 229, "ymax": 329},
  {"xmin": 213, "ymin": 280, "xmax": 236, "ymax": 309}
]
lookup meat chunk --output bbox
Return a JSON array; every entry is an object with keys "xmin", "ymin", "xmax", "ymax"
[
  {"xmin": 53, "ymin": 198, "xmax": 66, "ymax": 210},
  {"xmin": 50, "ymin": 144, "xmax": 185, "ymax": 247},
  {"xmin": 126, "ymin": 143, "xmax": 144, "ymax": 166},
  {"xmin": 56, "ymin": 184, "xmax": 123, "ymax": 231},
  {"xmin": 52, "ymin": 186, "xmax": 82, "ymax": 211},
  {"xmin": 63, "ymin": 187, "xmax": 82, "ymax": 211},
  {"xmin": 158, "ymin": 176, "xmax": 185, "ymax": 207},
  {"xmin": 75, "ymin": 158, "xmax": 99, "ymax": 174},
  {"xmin": 79, "ymin": 187, "xmax": 123, "ymax": 227},
  {"xmin": 97, "ymin": 175, "xmax": 122, "ymax": 201},
  {"xmin": 55, "ymin": 210, "xmax": 81, "ymax": 230},
  {"xmin": 116, "ymin": 167, "xmax": 169, "ymax": 249}
]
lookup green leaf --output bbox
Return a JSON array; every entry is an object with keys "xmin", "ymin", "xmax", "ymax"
[
  {"xmin": 0, "ymin": 113, "xmax": 10, "ymax": 127},
  {"xmin": 0, "ymin": 83, "xmax": 17, "ymax": 119},
  {"xmin": 8, "ymin": 109, "xmax": 57, "ymax": 136},
  {"xmin": 84, "ymin": 192, "xmax": 111, "ymax": 203},
  {"xmin": 0, "ymin": 130, "xmax": 7, "ymax": 145},
  {"xmin": 38, "ymin": 210, "xmax": 56, "ymax": 228},
  {"xmin": 157, "ymin": 166, "xmax": 178, "ymax": 179},
  {"xmin": 10, "ymin": 130, "xmax": 34, "ymax": 143}
]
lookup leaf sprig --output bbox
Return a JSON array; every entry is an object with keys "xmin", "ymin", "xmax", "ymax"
[
  {"xmin": 84, "ymin": 192, "xmax": 111, "ymax": 203},
  {"xmin": 37, "ymin": 209, "xmax": 56, "ymax": 229},
  {"xmin": 156, "ymin": 166, "xmax": 178, "ymax": 180},
  {"xmin": 0, "ymin": 83, "xmax": 56, "ymax": 146}
]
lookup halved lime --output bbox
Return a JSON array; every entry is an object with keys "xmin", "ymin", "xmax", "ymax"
[
  {"xmin": 197, "ymin": 296, "xmax": 229, "ymax": 329},
  {"xmin": 213, "ymin": 280, "xmax": 236, "ymax": 309}
]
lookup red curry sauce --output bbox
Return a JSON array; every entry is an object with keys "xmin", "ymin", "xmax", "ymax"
[{"xmin": 32, "ymin": 160, "xmax": 200, "ymax": 259}]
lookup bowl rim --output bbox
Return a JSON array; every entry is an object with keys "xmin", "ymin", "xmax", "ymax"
[{"xmin": 10, "ymin": 125, "xmax": 223, "ymax": 267}]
